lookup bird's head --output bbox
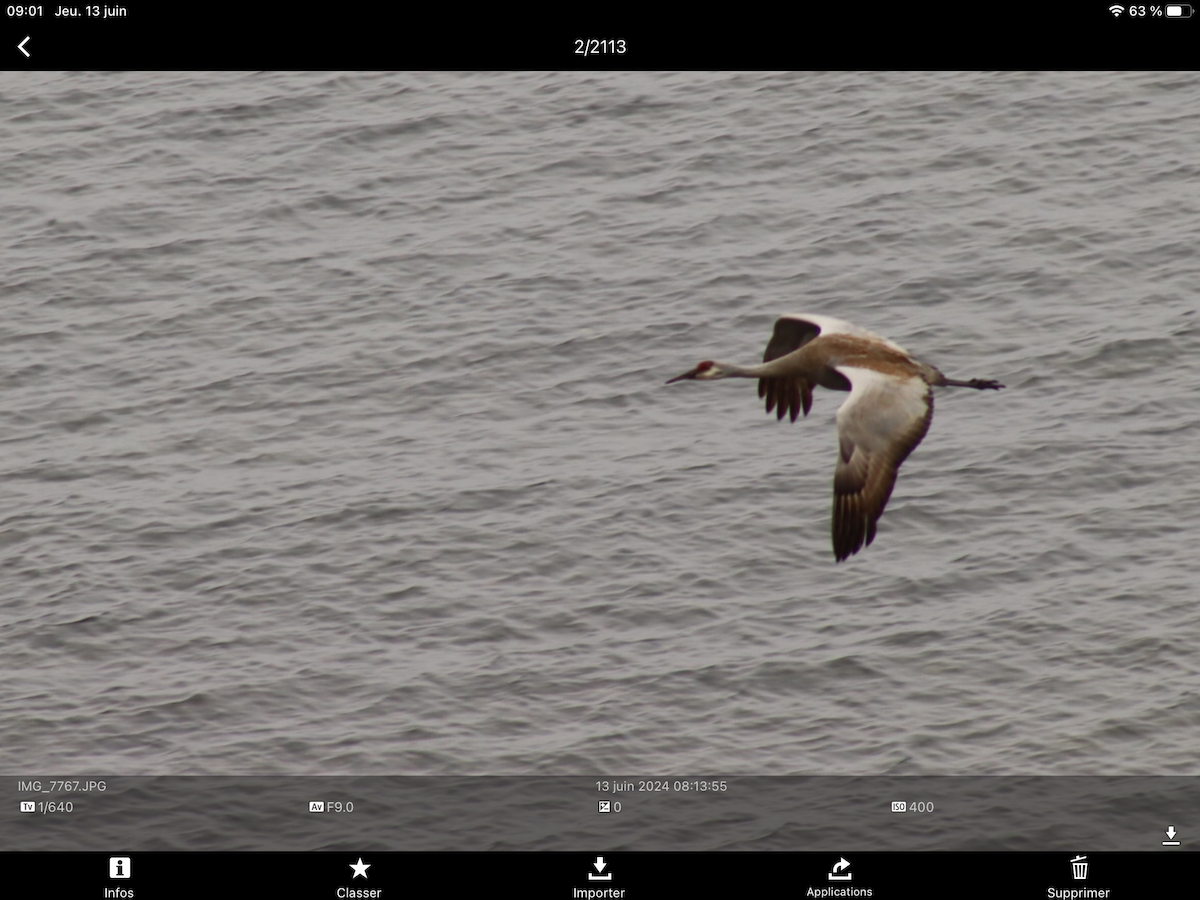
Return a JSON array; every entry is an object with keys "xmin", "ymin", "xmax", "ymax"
[{"xmin": 666, "ymin": 360, "xmax": 726, "ymax": 384}]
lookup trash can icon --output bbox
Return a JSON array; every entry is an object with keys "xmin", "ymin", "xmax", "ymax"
[{"xmin": 1070, "ymin": 855, "xmax": 1088, "ymax": 880}]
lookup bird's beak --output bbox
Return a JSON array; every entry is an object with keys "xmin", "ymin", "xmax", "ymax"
[{"xmin": 665, "ymin": 369, "xmax": 696, "ymax": 384}]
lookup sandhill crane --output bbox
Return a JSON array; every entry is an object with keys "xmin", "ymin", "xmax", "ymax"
[{"xmin": 666, "ymin": 314, "xmax": 1004, "ymax": 561}]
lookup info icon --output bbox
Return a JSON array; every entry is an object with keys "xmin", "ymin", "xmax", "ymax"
[{"xmin": 109, "ymin": 857, "xmax": 131, "ymax": 879}]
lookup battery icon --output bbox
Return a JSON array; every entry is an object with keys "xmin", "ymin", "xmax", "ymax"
[{"xmin": 1166, "ymin": 4, "xmax": 1193, "ymax": 15}]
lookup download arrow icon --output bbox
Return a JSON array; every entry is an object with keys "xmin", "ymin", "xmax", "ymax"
[{"xmin": 588, "ymin": 856, "xmax": 613, "ymax": 881}]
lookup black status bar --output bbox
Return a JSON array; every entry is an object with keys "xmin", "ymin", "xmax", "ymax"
[
  {"xmin": 0, "ymin": 8, "xmax": 1196, "ymax": 69},
  {"xmin": 5, "ymin": 851, "xmax": 1197, "ymax": 898}
]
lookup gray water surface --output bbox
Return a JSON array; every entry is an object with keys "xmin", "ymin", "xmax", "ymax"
[{"xmin": 2, "ymin": 71, "xmax": 1198, "ymax": 778}]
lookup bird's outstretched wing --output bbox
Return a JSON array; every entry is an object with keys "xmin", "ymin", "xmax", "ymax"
[
  {"xmin": 830, "ymin": 365, "xmax": 933, "ymax": 562},
  {"xmin": 758, "ymin": 316, "xmax": 822, "ymax": 422},
  {"xmin": 758, "ymin": 314, "xmax": 906, "ymax": 422}
]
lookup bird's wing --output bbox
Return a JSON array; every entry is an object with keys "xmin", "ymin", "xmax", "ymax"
[
  {"xmin": 774, "ymin": 314, "xmax": 908, "ymax": 353},
  {"xmin": 758, "ymin": 315, "xmax": 908, "ymax": 423},
  {"xmin": 830, "ymin": 365, "xmax": 933, "ymax": 561},
  {"xmin": 758, "ymin": 316, "xmax": 823, "ymax": 422}
]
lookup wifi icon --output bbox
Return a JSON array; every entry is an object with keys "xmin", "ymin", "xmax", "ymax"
[{"xmin": 1109, "ymin": 4, "xmax": 1124, "ymax": 13}]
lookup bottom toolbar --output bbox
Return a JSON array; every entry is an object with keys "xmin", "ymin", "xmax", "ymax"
[{"xmin": 6, "ymin": 851, "xmax": 1195, "ymax": 898}]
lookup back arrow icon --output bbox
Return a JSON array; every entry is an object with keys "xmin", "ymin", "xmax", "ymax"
[{"xmin": 19, "ymin": 36, "xmax": 30, "ymax": 58}]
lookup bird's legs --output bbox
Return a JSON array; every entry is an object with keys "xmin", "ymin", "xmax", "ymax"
[{"xmin": 941, "ymin": 377, "xmax": 1005, "ymax": 390}]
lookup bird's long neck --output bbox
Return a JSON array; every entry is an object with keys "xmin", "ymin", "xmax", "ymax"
[{"xmin": 718, "ymin": 358, "xmax": 799, "ymax": 379}]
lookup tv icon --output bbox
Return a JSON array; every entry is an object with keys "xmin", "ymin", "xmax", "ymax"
[
  {"xmin": 891, "ymin": 801, "xmax": 906, "ymax": 812},
  {"xmin": 109, "ymin": 857, "xmax": 131, "ymax": 879},
  {"xmin": 19, "ymin": 802, "xmax": 35, "ymax": 813}
]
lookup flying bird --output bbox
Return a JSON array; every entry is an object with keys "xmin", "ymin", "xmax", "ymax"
[{"xmin": 666, "ymin": 314, "xmax": 1004, "ymax": 561}]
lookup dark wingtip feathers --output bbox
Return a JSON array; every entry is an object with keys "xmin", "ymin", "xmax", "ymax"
[{"xmin": 759, "ymin": 378, "xmax": 811, "ymax": 424}]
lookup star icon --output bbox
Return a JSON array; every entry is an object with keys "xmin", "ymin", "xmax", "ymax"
[{"xmin": 350, "ymin": 857, "xmax": 371, "ymax": 879}]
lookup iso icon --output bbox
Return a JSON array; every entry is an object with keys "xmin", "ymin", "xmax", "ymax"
[{"xmin": 891, "ymin": 801, "xmax": 907, "ymax": 813}]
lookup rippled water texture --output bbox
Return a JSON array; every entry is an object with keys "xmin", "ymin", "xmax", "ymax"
[{"xmin": 2, "ymin": 71, "xmax": 1198, "ymax": 776}]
